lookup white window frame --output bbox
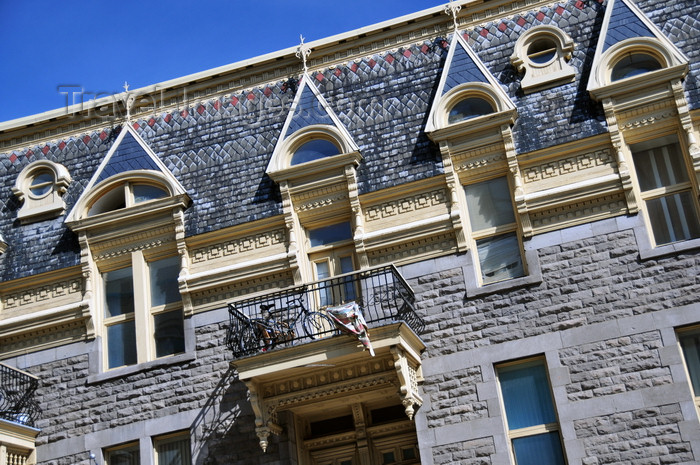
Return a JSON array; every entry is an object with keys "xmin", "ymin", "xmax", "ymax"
[
  {"xmin": 463, "ymin": 175, "xmax": 526, "ymax": 286},
  {"xmin": 627, "ymin": 132, "xmax": 700, "ymax": 248},
  {"xmin": 100, "ymin": 251, "xmax": 184, "ymax": 370},
  {"xmin": 12, "ymin": 160, "xmax": 72, "ymax": 224}
]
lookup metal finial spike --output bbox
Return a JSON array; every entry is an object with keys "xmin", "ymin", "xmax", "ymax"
[
  {"xmin": 445, "ymin": 0, "xmax": 462, "ymax": 32},
  {"xmin": 296, "ymin": 34, "xmax": 312, "ymax": 74},
  {"xmin": 123, "ymin": 81, "xmax": 130, "ymax": 93}
]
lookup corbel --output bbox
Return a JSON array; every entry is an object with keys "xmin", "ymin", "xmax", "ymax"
[
  {"xmin": 243, "ymin": 380, "xmax": 282, "ymax": 452},
  {"xmin": 173, "ymin": 207, "xmax": 194, "ymax": 317},
  {"xmin": 345, "ymin": 165, "xmax": 369, "ymax": 268},
  {"xmin": 79, "ymin": 232, "xmax": 96, "ymax": 339},
  {"xmin": 390, "ymin": 345, "xmax": 423, "ymax": 420},
  {"xmin": 602, "ymin": 98, "xmax": 638, "ymax": 213},
  {"xmin": 279, "ymin": 181, "xmax": 303, "ymax": 284},
  {"xmin": 439, "ymin": 140, "xmax": 469, "ymax": 251},
  {"xmin": 501, "ymin": 124, "xmax": 532, "ymax": 236},
  {"xmin": 671, "ymin": 79, "xmax": 700, "ymax": 180}
]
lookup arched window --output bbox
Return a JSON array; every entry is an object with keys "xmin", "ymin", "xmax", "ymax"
[
  {"xmin": 527, "ymin": 37, "xmax": 557, "ymax": 64},
  {"xmin": 611, "ymin": 53, "xmax": 662, "ymax": 81},
  {"xmin": 13, "ymin": 160, "xmax": 72, "ymax": 223},
  {"xmin": 88, "ymin": 182, "xmax": 169, "ymax": 216},
  {"xmin": 510, "ymin": 25, "xmax": 575, "ymax": 93},
  {"xmin": 290, "ymin": 139, "xmax": 341, "ymax": 166},
  {"xmin": 447, "ymin": 97, "xmax": 494, "ymax": 124}
]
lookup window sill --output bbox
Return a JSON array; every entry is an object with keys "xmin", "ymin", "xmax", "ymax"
[
  {"xmin": 87, "ymin": 352, "xmax": 195, "ymax": 385},
  {"xmin": 465, "ymin": 249, "xmax": 542, "ymax": 298},
  {"xmin": 637, "ymin": 237, "xmax": 700, "ymax": 261}
]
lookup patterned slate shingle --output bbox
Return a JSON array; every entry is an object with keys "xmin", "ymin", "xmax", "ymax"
[
  {"xmin": 97, "ymin": 131, "xmax": 160, "ymax": 183},
  {"xmin": 442, "ymin": 42, "xmax": 489, "ymax": 96},
  {"xmin": 603, "ymin": 0, "xmax": 655, "ymax": 53},
  {"xmin": 0, "ymin": 0, "xmax": 698, "ymax": 282}
]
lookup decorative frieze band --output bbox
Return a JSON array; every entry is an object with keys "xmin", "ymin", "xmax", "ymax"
[
  {"xmin": 3, "ymin": 278, "xmax": 82, "ymax": 310},
  {"xmin": 365, "ymin": 189, "xmax": 446, "ymax": 222},
  {"xmin": 522, "ymin": 149, "xmax": 614, "ymax": 184},
  {"xmin": 191, "ymin": 229, "xmax": 286, "ymax": 264},
  {"xmin": 530, "ymin": 193, "xmax": 627, "ymax": 231}
]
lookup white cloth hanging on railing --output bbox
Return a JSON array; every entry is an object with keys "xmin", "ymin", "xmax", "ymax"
[{"xmin": 327, "ymin": 302, "xmax": 375, "ymax": 356}]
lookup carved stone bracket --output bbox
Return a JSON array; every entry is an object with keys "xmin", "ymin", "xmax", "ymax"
[
  {"xmin": 346, "ymin": 165, "xmax": 369, "ymax": 268},
  {"xmin": 390, "ymin": 345, "xmax": 423, "ymax": 420},
  {"xmin": 439, "ymin": 141, "xmax": 468, "ymax": 251},
  {"xmin": 671, "ymin": 79, "xmax": 700, "ymax": 183},
  {"xmin": 602, "ymin": 98, "xmax": 638, "ymax": 214},
  {"xmin": 244, "ymin": 380, "xmax": 283, "ymax": 452},
  {"xmin": 502, "ymin": 125, "xmax": 532, "ymax": 237}
]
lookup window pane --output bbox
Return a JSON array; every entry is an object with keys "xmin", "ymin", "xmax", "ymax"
[
  {"xmin": 340, "ymin": 256, "xmax": 356, "ymax": 302},
  {"xmin": 89, "ymin": 186, "xmax": 127, "ymax": 216},
  {"xmin": 106, "ymin": 445, "xmax": 140, "ymax": 465},
  {"xmin": 512, "ymin": 432, "xmax": 565, "ymax": 465},
  {"xmin": 291, "ymin": 139, "xmax": 341, "ymax": 165},
  {"xmin": 104, "ymin": 267, "xmax": 134, "ymax": 318},
  {"xmin": 499, "ymin": 362, "xmax": 556, "ymax": 429},
  {"xmin": 309, "ymin": 222, "xmax": 353, "ymax": 247},
  {"xmin": 477, "ymin": 233, "xmax": 524, "ymax": 284},
  {"xmin": 150, "ymin": 256, "xmax": 181, "ymax": 307},
  {"xmin": 107, "ymin": 321, "xmax": 137, "ymax": 369},
  {"xmin": 156, "ymin": 436, "xmax": 191, "ymax": 465},
  {"xmin": 647, "ymin": 192, "xmax": 700, "ymax": 245},
  {"xmin": 154, "ymin": 309, "xmax": 185, "ymax": 358},
  {"xmin": 464, "ymin": 177, "xmax": 515, "ymax": 231},
  {"xmin": 632, "ymin": 140, "xmax": 688, "ymax": 191},
  {"xmin": 611, "ymin": 53, "xmax": 661, "ymax": 81},
  {"xmin": 679, "ymin": 331, "xmax": 700, "ymax": 397},
  {"xmin": 29, "ymin": 170, "xmax": 54, "ymax": 196},
  {"xmin": 315, "ymin": 261, "xmax": 332, "ymax": 307},
  {"xmin": 448, "ymin": 97, "xmax": 493, "ymax": 124},
  {"xmin": 133, "ymin": 184, "xmax": 168, "ymax": 204}
]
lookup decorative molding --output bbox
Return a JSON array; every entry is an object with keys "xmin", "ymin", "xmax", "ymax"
[
  {"xmin": 365, "ymin": 189, "xmax": 446, "ymax": 222},
  {"xmin": 189, "ymin": 271, "xmax": 294, "ymax": 312},
  {"xmin": 191, "ymin": 229, "xmax": 286, "ymax": 264},
  {"xmin": 530, "ymin": 193, "xmax": 627, "ymax": 233},
  {"xmin": 454, "ymin": 150, "xmax": 506, "ymax": 173},
  {"xmin": 3, "ymin": 278, "xmax": 82, "ymax": 311},
  {"xmin": 522, "ymin": 149, "xmax": 614, "ymax": 184},
  {"xmin": 367, "ymin": 232, "xmax": 456, "ymax": 266}
]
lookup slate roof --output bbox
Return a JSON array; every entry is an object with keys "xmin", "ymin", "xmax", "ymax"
[{"xmin": 1, "ymin": 0, "xmax": 698, "ymax": 282}]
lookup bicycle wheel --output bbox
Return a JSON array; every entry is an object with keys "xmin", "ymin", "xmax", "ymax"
[
  {"xmin": 302, "ymin": 312, "xmax": 337, "ymax": 340},
  {"xmin": 238, "ymin": 325, "xmax": 264, "ymax": 355}
]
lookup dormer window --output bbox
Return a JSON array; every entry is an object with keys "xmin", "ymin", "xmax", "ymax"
[
  {"xmin": 88, "ymin": 181, "xmax": 169, "ymax": 216},
  {"xmin": 291, "ymin": 138, "xmax": 341, "ymax": 166},
  {"xmin": 610, "ymin": 53, "xmax": 662, "ymax": 81},
  {"xmin": 447, "ymin": 97, "xmax": 494, "ymax": 124},
  {"xmin": 13, "ymin": 160, "xmax": 72, "ymax": 224},
  {"xmin": 510, "ymin": 25, "xmax": 576, "ymax": 94}
]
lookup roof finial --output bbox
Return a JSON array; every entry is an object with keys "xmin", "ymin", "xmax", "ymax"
[
  {"xmin": 445, "ymin": 0, "xmax": 462, "ymax": 33},
  {"xmin": 123, "ymin": 81, "xmax": 134, "ymax": 121},
  {"xmin": 296, "ymin": 34, "xmax": 311, "ymax": 74}
]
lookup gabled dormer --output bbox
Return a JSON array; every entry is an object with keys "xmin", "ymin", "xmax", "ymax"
[
  {"xmin": 266, "ymin": 73, "xmax": 367, "ymax": 284},
  {"xmin": 587, "ymin": 0, "xmax": 688, "ymax": 99},
  {"xmin": 65, "ymin": 124, "xmax": 194, "ymax": 377},
  {"xmin": 66, "ymin": 124, "xmax": 189, "ymax": 228},
  {"xmin": 425, "ymin": 32, "xmax": 516, "ymax": 137},
  {"xmin": 266, "ymin": 73, "xmax": 360, "ymax": 182}
]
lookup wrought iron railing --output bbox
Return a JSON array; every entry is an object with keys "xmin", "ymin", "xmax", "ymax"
[
  {"xmin": 0, "ymin": 363, "xmax": 40, "ymax": 427},
  {"xmin": 226, "ymin": 265, "xmax": 424, "ymax": 357}
]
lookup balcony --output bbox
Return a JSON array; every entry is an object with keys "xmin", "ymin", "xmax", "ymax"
[
  {"xmin": 0, "ymin": 363, "xmax": 39, "ymax": 465},
  {"xmin": 0, "ymin": 364, "xmax": 39, "ymax": 427},
  {"xmin": 226, "ymin": 265, "xmax": 426, "ymax": 452},
  {"xmin": 226, "ymin": 265, "xmax": 425, "ymax": 357}
]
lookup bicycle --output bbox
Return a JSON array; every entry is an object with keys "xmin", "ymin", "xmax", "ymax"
[{"xmin": 229, "ymin": 290, "xmax": 338, "ymax": 356}]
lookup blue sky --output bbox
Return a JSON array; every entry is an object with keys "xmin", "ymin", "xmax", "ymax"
[{"xmin": 0, "ymin": 1, "xmax": 444, "ymax": 124}]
